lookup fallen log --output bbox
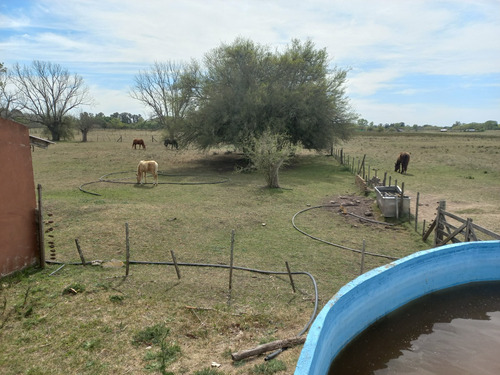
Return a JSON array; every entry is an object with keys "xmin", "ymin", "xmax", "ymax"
[{"xmin": 231, "ymin": 336, "xmax": 306, "ymax": 361}]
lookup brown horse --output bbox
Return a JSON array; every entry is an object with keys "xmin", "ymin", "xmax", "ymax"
[
  {"xmin": 132, "ymin": 139, "xmax": 146, "ymax": 149},
  {"xmin": 136, "ymin": 160, "xmax": 158, "ymax": 185},
  {"xmin": 395, "ymin": 152, "xmax": 410, "ymax": 174}
]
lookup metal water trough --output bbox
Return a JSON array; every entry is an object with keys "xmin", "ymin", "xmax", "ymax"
[{"xmin": 375, "ymin": 185, "xmax": 410, "ymax": 218}]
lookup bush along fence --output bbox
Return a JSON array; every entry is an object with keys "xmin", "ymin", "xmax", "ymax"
[{"xmin": 333, "ymin": 148, "xmax": 500, "ymax": 247}]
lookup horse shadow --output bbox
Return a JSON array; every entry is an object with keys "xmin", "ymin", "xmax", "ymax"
[{"xmin": 133, "ymin": 183, "xmax": 157, "ymax": 189}]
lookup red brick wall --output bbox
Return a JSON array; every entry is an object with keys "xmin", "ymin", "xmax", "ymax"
[{"xmin": 0, "ymin": 118, "xmax": 39, "ymax": 277}]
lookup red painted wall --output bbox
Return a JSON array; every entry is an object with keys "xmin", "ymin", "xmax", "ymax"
[{"xmin": 0, "ymin": 118, "xmax": 39, "ymax": 277}]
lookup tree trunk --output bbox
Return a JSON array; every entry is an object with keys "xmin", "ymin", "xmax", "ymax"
[
  {"xmin": 51, "ymin": 130, "xmax": 60, "ymax": 142},
  {"xmin": 267, "ymin": 163, "xmax": 281, "ymax": 188},
  {"xmin": 81, "ymin": 130, "xmax": 88, "ymax": 142}
]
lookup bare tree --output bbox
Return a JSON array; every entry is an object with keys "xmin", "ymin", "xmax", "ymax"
[
  {"xmin": 10, "ymin": 60, "xmax": 93, "ymax": 141},
  {"xmin": 130, "ymin": 60, "xmax": 200, "ymax": 140},
  {"xmin": 0, "ymin": 63, "xmax": 22, "ymax": 120}
]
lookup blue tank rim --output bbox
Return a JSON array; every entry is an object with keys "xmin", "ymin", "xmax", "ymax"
[{"xmin": 295, "ymin": 240, "xmax": 500, "ymax": 375}]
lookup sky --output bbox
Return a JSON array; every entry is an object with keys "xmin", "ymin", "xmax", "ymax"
[{"xmin": 1, "ymin": 0, "xmax": 499, "ymax": 126}]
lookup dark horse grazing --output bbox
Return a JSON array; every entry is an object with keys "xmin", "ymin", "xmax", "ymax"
[
  {"xmin": 132, "ymin": 139, "xmax": 146, "ymax": 149},
  {"xmin": 395, "ymin": 152, "xmax": 410, "ymax": 174},
  {"xmin": 164, "ymin": 139, "xmax": 178, "ymax": 149}
]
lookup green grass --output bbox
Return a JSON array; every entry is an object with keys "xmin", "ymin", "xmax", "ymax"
[
  {"xmin": 1, "ymin": 129, "xmax": 499, "ymax": 374},
  {"xmin": 251, "ymin": 360, "xmax": 287, "ymax": 374}
]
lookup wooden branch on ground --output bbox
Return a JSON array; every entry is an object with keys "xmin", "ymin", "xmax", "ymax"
[{"xmin": 231, "ymin": 336, "xmax": 306, "ymax": 361}]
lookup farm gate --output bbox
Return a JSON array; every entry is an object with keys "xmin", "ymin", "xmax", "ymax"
[{"xmin": 423, "ymin": 201, "xmax": 500, "ymax": 246}]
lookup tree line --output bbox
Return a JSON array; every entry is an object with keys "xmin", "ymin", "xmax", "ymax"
[{"xmin": 356, "ymin": 119, "xmax": 499, "ymax": 132}]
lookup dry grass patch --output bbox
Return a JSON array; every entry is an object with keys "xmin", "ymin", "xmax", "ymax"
[{"xmin": 2, "ymin": 130, "xmax": 498, "ymax": 374}]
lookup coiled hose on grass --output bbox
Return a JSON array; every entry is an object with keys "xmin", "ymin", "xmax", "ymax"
[{"xmin": 79, "ymin": 171, "xmax": 229, "ymax": 196}]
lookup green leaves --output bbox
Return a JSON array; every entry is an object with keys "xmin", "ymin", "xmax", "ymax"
[{"xmin": 187, "ymin": 38, "xmax": 356, "ymax": 151}]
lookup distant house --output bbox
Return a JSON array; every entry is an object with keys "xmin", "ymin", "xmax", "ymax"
[
  {"xmin": 465, "ymin": 128, "xmax": 476, "ymax": 132},
  {"xmin": 440, "ymin": 128, "xmax": 448, "ymax": 132}
]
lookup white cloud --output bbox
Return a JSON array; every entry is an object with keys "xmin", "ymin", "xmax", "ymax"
[
  {"xmin": 87, "ymin": 85, "xmax": 147, "ymax": 117},
  {"xmin": 1, "ymin": 0, "xmax": 499, "ymax": 123}
]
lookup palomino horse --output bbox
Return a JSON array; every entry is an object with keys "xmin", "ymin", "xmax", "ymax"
[
  {"xmin": 395, "ymin": 152, "xmax": 410, "ymax": 174},
  {"xmin": 132, "ymin": 139, "xmax": 146, "ymax": 149},
  {"xmin": 136, "ymin": 160, "xmax": 158, "ymax": 185}
]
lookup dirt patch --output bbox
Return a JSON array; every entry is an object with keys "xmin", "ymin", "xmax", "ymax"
[
  {"xmin": 405, "ymin": 190, "xmax": 440, "ymax": 225},
  {"xmin": 323, "ymin": 194, "xmax": 387, "ymax": 227}
]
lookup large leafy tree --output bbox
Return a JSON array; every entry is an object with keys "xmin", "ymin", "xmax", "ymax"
[
  {"xmin": 186, "ymin": 38, "xmax": 356, "ymax": 150},
  {"xmin": 130, "ymin": 60, "xmax": 200, "ymax": 140},
  {"xmin": 10, "ymin": 60, "xmax": 93, "ymax": 141}
]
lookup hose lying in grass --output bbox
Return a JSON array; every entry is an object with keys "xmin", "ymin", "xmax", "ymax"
[
  {"xmin": 292, "ymin": 204, "xmax": 399, "ymax": 260},
  {"xmin": 79, "ymin": 171, "xmax": 229, "ymax": 196}
]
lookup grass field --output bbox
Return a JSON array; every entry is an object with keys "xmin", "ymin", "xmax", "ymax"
[
  {"xmin": 1, "ymin": 129, "xmax": 499, "ymax": 374},
  {"xmin": 337, "ymin": 131, "xmax": 500, "ymax": 234}
]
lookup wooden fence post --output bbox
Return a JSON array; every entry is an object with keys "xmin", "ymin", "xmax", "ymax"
[
  {"xmin": 465, "ymin": 218, "xmax": 473, "ymax": 242},
  {"xmin": 360, "ymin": 240, "xmax": 366, "ymax": 275},
  {"xmin": 415, "ymin": 192, "xmax": 420, "ymax": 232},
  {"xmin": 171, "ymin": 250, "xmax": 181, "ymax": 279},
  {"xmin": 228, "ymin": 229, "xmax": 235, "ymax": 306},
  {"xmin": 357, "ymin": 154, "xmax": 366, "ymax": 176},
  {"xmin": 229, "ymin": 229, "xmax": 235, "ymax": 291},
  {"xmin": 285, "ymin": 261, "xmax": 296, "ymax": 293},
  {"xmin": 75, "ymin": 239, "xmax": 86, "ymax": 266},
  {"xmin": 37, "ymin": 184, "xmax": 45, "ymax": 269},
  {"xmin": 400, "ymin": 182, "xmax": 405, "ymax": 218},
  {"xmin": 434, "ymin": 201, "xmax": 446, "ymax": 247},
  {"xmin": 125, "ymin": 222, "xmax": 130, "ymax": 276}
]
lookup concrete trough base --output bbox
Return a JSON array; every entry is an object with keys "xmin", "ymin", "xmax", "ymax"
[{"xmin": 295, "ymin": 241, "xmax": 500, "ymax": 375}]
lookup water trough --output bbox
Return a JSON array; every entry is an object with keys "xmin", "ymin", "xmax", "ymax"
[
  {"xmin": 374, "ymin": 185, "xmax": 410, "ymax": 217},
  {"xmin": 295, "ymin": 240, "xmax": 500, "ymax": 375}
]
